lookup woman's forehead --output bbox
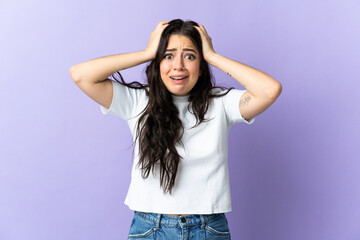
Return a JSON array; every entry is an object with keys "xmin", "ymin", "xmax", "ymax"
[{"xmin": 166, "ymin": 34, "xmax": 198, "ymax": 53}]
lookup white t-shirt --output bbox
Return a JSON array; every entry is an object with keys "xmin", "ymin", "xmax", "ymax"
[{"xmin": 100, "ymin": 80, "xmax": 255, "ymax": 214}]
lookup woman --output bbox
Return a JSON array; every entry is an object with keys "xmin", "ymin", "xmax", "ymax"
[{"xmin": 70, "ymin": 19, "xmax": 282, "ymax": 239}]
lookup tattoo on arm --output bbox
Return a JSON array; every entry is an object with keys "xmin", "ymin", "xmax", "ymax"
[
  {"xmin": 240, "ymin": 95, "xmax": 251, "ymax": 107},
  {"xmin": 226, "ymin": 72, "xmax": 247, "ymax": 88}
]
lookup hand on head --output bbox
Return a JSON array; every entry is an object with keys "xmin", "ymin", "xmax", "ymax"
[
  {"xmin": 194, "ymin": 24, "xmax": 216, "ymax": 62},
  {"xmin": 145, "ymin": 21, "xmax": 169, "ymax": 59}
]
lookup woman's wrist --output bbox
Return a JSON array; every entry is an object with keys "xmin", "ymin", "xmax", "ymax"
[
  {"xmin": 205, "ymin": 52, "xmax": 219, "ymax": 66},
  {"xmin": 142, "ymin": 49, "xmax": 156, "ymax": 62}
]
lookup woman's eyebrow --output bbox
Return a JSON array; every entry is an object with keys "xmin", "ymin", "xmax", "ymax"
[{"xmin": 165, "ymin": 48, "xmax": 198, "ymax": 54}]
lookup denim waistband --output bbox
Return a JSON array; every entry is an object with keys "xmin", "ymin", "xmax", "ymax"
[{"xmin": 134, "ymin": 211, "xmax": 225, "ymax": 229}]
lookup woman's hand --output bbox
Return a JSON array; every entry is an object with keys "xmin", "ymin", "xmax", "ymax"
[
  {"xmin": 194, "ymin": 24, "xmax": 216, "ymax": 62},
  {"xmin": 145, "ymin": 21, "xmax": 169, "ymax": 59}
]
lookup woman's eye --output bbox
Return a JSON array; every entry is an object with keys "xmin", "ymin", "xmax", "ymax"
[
  {"xmin": 164, "ymin": 54, "xmax": 172, "ymax": 59},
  {"xmin": 185, "ymin": 54, "xmax": 196, "ymax": 60}
]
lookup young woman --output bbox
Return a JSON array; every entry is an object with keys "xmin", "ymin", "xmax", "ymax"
[{"xmin": 70, "ymin": 19, "xmax": 282, "ymax": 239}]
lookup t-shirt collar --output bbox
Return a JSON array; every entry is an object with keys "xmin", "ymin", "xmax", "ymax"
[{"xmin": 171, "ymin": 94, "xmax": 190, "ymax": 102}]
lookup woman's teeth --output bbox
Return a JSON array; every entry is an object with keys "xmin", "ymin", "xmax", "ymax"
[{"xmin": 171, "ymin": 76, "xmax": 187, "ymax": 80}]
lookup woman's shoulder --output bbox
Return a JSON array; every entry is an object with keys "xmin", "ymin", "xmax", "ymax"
[{"xmin": 112, "ymin": 80, "xmax": 149, "ymax": 103}]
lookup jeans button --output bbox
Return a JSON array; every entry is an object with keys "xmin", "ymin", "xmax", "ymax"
[{"xmin": 181, "ymin": 217, "xmax": 186, "ymax": 223}]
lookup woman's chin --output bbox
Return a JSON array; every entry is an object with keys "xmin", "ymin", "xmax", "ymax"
[
  {"xmin": 171, "ymin": 92, "xmax": 189, "ymax": 96},
  {"xmin": 168, "ymin": 87, "xmax": 190, "ymax": 96}
]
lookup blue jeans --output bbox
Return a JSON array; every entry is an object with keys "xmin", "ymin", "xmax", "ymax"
[{"xmin": 128, "ymin": 211, "xmax": 231, "ymax": 239}]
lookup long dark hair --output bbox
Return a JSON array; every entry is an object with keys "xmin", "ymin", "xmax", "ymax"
[{"xmin": 110, "ymin": 19, "xmax": 233, "ymax": 194}]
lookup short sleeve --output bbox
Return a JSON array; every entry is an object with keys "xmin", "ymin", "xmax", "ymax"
[
  {"xmin": 100, "ymin": 80, "xmax": 144, "ymax": 120},
  {"xmin": 222, "ymin": 89, "xmax": 255, "ymax": 125}
]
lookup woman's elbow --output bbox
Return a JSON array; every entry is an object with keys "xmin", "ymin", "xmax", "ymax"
[
  {"xmin": 267, "ymin": 82, "xmax": 282, "ymax": 100},
  {"xmin": 69, "ymin": 65, "xmax": 81, "ymax": 82}
]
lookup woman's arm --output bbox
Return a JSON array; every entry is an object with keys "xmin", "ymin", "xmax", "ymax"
[
  {"xmin": 69, "ymin": 51, "xmax": 152, "ymax": 83},
  {"xmin": 69, "ymin": 21, "xmax": 169, "ymax": 109},
  {"xmin": 195, "ymin": 25, "xmax": 282, "ymax": 121},
  {"xmin": 69, "ymin": 21, "xmax": 169, "ymax": 83}
]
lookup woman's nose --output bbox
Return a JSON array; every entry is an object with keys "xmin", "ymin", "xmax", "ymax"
[{"xmin": 173, "ymin": 56, "xmax": 185, "ymax": 71}]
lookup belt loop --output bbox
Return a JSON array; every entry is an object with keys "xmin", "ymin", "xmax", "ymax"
[
  {"xmin": 200, "ymin": 215, "xmax": 206, "ymax": 229},
  {"xmin": 155, "ymin": 213, "xmax": 162, "ymax": 230}
]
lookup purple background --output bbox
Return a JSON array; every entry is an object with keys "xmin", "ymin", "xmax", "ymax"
[{"xmin": 1, "ymin": 0, "xmax": 359, "ymax": 239}]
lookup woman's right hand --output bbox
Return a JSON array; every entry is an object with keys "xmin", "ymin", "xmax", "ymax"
[{"xmin": 145, "ymin": 21, "xmax": 169, "ymax": 59}]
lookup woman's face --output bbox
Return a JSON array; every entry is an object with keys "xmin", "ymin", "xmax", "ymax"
[{"xmin": 160, "ymin": 34, "xmax": 201, "ymax": 96}]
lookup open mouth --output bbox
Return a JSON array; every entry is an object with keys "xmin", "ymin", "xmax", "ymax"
[{"xmin": 170, "ymin": 76, "xmax": 188, "ymax": 83}]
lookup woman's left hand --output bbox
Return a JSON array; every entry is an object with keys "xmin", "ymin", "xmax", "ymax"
[{"xmin": 194, "ymin": 24, "xmax": 216, "ymax": 62}]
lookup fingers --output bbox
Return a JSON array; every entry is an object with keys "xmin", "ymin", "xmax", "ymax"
[
  {"xmin": 153, "ymin": 21, "xmax": 169, "ymax": 34},
  {"xmin": 195, "ymin": 26, "xmax": 212, "ymax": 43},
  {"xmin": 195, "ymin": 24, "xmax": 210, "ymax": 37},
  {"xmin": 156, "ymin": 21, "xmax": 169, "ymax": 29},
  {"xmin": 199, "ymin": 24, "xmax": 208, "ymax": 34},
  {"xmin": 194, "ymin": 26, "xmax": 204, "ymax": 37},
  {"xmin": 146, "ymin": 21, "xmax": 170, "ymax": 58}
]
